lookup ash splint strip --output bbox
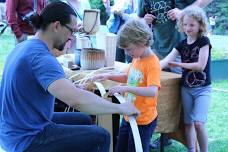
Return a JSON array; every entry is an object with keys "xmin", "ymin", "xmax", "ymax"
[
  {"xmin": 114, "ymin": 93, "xmax": 143, "ymax": 152},
  {"xmin": 93, "ymin": 82, "xmax": 107, "ymax": 98},
  {"xmin": 93, "ymin": 82, "xmax": 143, "ymax": 152}
]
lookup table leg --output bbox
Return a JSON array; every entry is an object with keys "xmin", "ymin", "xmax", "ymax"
[
  {"xmin": 112, "ymin": 96, "xmax": 120, "ymax": 151},
  {"xmin": 160, "ymin": 133, "xmax": 165, "ymax": 152}
]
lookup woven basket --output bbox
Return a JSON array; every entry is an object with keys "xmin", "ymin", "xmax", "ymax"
[
  {"xmin": 80, "ymin": 48, "xmax": 105, "ymax": 70},
  {"xmin": 155, "ymin": 72, "xmax": 182, "ymax": 133}
]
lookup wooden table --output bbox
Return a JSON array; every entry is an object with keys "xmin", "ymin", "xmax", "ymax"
[{"xmin": 63, "ymin": 61, "xmax": 185, "ymax": 152}]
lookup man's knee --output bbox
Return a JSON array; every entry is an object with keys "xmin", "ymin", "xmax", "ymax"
[
  {"xmin": 91, "ymin": 126, "xmax": 110, "ymax": 143},
  {"xmin": 97, "ymin": 127, "xmax": 110, "ymax": 140}
]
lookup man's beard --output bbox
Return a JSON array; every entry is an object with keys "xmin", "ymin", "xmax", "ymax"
[{"xmin": 54, "ymin": 39, "xmax": 69, "ymax": 51}]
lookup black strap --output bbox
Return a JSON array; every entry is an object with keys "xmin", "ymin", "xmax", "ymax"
[
  {"xmin": 0, "ymin": 23, "xmax": 8, "ymax": 35},
  {"xmin": 83, "ymin": 11, "xmax": 98, "ymax": 34}
]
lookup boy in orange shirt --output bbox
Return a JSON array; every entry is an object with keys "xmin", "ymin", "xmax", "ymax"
[{"xmin": 93, "ymin": 19, "xmax": 161, "ymax": 152}]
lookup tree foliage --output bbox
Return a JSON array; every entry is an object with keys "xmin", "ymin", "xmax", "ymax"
[
  {"xmin": 89, "ymin": 0, "xmax": 114, "ymax": 25},
  {"xmin": 206, "ymin": 0, "xmax": 228, "ymax": 35}
]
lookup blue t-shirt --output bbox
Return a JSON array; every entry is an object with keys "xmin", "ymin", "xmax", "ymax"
[
  {"xmin": 175, "ymin": 36, "xmax": 212, "ymax": 88},
  {"xmin": 0, "ymin": 39, "xmax": 65, "ymax": 152}
]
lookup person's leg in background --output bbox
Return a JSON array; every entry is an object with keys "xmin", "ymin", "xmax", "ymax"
[
  {"xmin": 115, "ymin": 47, "xmax": 125, "ymax": 63},
  {"xmin": 24, "ymin": 112, "xmax": 110, "ymax": 152}
]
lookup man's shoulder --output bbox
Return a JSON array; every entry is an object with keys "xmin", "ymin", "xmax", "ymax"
[{"xmin": 25, "ymin": 39, "xmax": 49, "ymax": 53}]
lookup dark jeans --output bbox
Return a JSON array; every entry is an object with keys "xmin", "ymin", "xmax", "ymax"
[
  {"xmin": 115, "ymin": 47, "xmax": 132, "ymax": 63},
  {"xmin": 115, "ymin": 118, "xmax": 157, "ymax": 152},
  {"xmin": 24, "ymin": 112, "xmax": 110, "ymax": 152}
]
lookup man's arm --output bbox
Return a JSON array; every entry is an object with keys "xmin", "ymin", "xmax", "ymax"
[
  {"xmin": 168, "ymin": 0, "xmax": 212, "ymax": 21},
  {"xmin": 6, "ymin": 0, "xmax": 23, "ymax": 39},
  {"xmin": 136, "ymin": 0, "xmax": 156, "ymax": 25},
  {"xmin": 48, "ymin": 78, "xmax": 139, "ymax": 116},
  {"xmin": 191, "ymin": 0, "xmax": 213, "ymax": 8}
]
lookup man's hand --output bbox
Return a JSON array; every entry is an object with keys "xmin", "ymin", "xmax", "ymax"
[
  {"xmin": 144, "ymin": 13, "xmax": 156, "ymax": 25},
  {"xmin": 52, "ymin": 48, "xmax": 65, "ymax": 57},
  {"xmin": 167, "ymin": 8, "xmax": 182, "ymax": 21},
  {"xmin": 119, "ymin": 101, "xmax": 140, "ymax": 117},
  {"xmin": 77, "ymin": 23, "xmax": 84, "ymax": 32}
]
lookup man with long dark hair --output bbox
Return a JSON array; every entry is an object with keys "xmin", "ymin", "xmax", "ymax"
[{"xmin": 0, "ymin": 2, "xmax": 139, "ymax": 152}]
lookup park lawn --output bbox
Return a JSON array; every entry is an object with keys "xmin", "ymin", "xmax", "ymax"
[
  {"xmin": 150, "ymin": 81, "xmax": 228, "ymax": 152},
  {"xmin": 209, "ymin": 35, "xmax": 228, "ymax": 52},
  {"xmin": 0, "ymin": 28, "xmax": 14, "ymax": 78}
]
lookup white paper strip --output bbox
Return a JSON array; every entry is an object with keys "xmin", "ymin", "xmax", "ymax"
[
  {"xmin": 93, "ymin": 82, "xmax": 106, "ymax": 98},
  {"xmin": 114, "ymin": 93, "xmax": 143, "ymax": 152}
]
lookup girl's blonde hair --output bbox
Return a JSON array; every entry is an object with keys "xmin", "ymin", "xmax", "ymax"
[
  {"xmin": 177, "ymin": 6, "xmax": 208, "ymax": 37},
  {"xmin": 117, "ymin": 19, "xmax": 154, "ymax": 48}
]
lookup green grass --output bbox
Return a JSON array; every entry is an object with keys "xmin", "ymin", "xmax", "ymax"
[
  {"xmin": 0, "ymin": 27, "xmax": 14, "ymax": 78},
  {"xmin": 212, "ymin": 80, "xmax": 228, "ymax": 90},
  {"xmin": 209, "ymin": 35, "xmax": 228, "ymax": 60},
  {"xmin": 209, "ymin": 35, "xmax": 228, "ymax": 52},
  {"xmin": 150, "ymin": 81, "xmax": 228, "ymax": 152}
]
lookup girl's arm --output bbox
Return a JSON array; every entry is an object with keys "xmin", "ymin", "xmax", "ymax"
[
  {"xmin": 109, "ymin": 85, "xmax": 158, "ymax": 97},
  {"xmin": 170, "ymin": 45, "xmax": 209, "ymax": 71},
  {"xmin": 160, "ymin": 48, "xmax": 179, "ymax": 69}
]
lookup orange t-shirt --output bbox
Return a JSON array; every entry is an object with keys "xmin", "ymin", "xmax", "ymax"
[{"xmin": 124, "ymin": 54, "xmax": 161, "ymax": 125}]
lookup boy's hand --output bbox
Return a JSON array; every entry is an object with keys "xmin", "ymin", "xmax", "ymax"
[
  {"xmin": 92, "ymin": 74, "xmax": 110, "ymax": 82},
  {"xmin": 108, "ymin": 86, "xmax": 128, "ymax": 96}
]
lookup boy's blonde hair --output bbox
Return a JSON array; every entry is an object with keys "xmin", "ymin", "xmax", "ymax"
[
  {"xmin": 117, "ymin": 19, "xmax": 154, "ymax": 48},
  {"xmin": 177, "ymin": 6, "xmax": 208, "ymax": 37}
]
